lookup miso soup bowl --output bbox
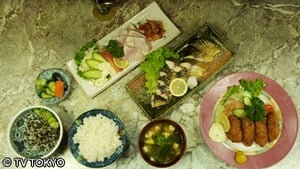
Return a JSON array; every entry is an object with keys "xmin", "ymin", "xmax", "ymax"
[{"xmin": 138, "ymin": 119, "xmax": 186, "ymax": 168}]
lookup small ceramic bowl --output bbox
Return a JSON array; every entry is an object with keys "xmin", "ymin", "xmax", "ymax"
[
  {"xmin": 35, "ymin": 68, "xmax": 71, "ymax": 104},
  {"xmin": 8, "ymin": 106, "xmax": 63, "ymax": 158},
  {"xmin": 68, "ymin": 109, "xmax": 127, "ymax": 168},
  {"xmin": 138, "ymin": 119, "xmax": 186, "ymax": 167}
]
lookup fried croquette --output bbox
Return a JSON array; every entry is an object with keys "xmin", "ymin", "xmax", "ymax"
[
  {"xmin": 226, "ymin": 115, "xmax": 243, "ymax": 142},
  {"xmin": 241, "ymin": 118, "xmax": 255, "ymax": 146},
  {"xmin": 255, "ymin": 119, "xmax": 268, "ymax": 147},
  {"xmin": 267, "ymin": 112, "xmax": 280, "ymax": 142}
]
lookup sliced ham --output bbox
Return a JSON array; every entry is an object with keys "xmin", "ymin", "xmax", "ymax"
[
  {"xmin": 123, "ymin": 45, "xmax": 144, "ymax": 62},
  {"xmin": 116, "ymin": 34, "xmax": 127, "ymax": 46},
  {"xmin": 124, "ymin": 36, "xmax": 151, "ymax": 53},
  {"xmin": 127, "ymin": 30, "xmax": 145, "ymax": 38},
  {"xmin": 126, "ymin": 23, "xmax": 137, "ymax": 31},
  {"xmin": 114, "ymin": 24, "xmax": 152, "ymax": 62}
]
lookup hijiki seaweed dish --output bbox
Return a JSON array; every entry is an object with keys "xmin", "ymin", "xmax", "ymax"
[{"xmin": 10, "ymin": 108, "xmax": 60, "ymax": 157}]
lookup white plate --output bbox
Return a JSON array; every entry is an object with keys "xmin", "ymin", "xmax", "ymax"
[{"xmin": 67, "ymin": 2, "xmax": 181, "ymax": 98}]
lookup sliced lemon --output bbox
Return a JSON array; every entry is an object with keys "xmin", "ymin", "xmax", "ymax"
[
  {"xmin": 208, "ymin": 122, "xmax": 227, "ymax": 143},
  {"xmin": 216, "ymin": 112, "xmax": 230, "ymax": 132},
  {"xmin": 169, "ymin": 78, "xmax": 188, "ymax": 97},
  {"xmin": 113, "ymin": 57, "xmax": 129, "ymax": 69},
  {"xmin": 235, "ymin": 151, "xmax": 247, "ymax": 164}
]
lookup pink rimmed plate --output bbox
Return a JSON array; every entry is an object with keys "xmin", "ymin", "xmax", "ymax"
[{"xmin": 200, "ymin": 72, "xmax": 298, "ymax": 168}]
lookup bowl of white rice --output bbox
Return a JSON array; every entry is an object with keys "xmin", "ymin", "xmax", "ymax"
[{"xmin": 68, "ymin": 109, "xmax": 127, "ymax": 168}]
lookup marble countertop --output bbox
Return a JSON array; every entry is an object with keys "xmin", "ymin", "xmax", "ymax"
[{"xmin": 1, "ymin": 0, "xmax": 299, "ymax": 169}]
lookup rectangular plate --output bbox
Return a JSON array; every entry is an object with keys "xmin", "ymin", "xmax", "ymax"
[
  {"xmin": 67, "ymin": 2, "xmax": 180, "ymax": 98},
  {"xmin": 126, "ymin": 23, "xmax": 234, "ymax": 119}
]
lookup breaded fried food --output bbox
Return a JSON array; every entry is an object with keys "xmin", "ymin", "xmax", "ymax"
[
  {"xmin": 226, "ymin": 115, "xmax": 243, "ymax": 142},
  {"xmin": 267, "ymin": 112, "xmax": 280, "ymax": 142},
  {"xmin": 241, "ymin": 118, "xmax": 254, "ymax": 146},
  {"xmin": 255, "ymin": 119, "xmax": 268, "ymax": 147}
]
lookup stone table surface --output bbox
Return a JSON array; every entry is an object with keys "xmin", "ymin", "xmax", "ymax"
[{"xmin": 0, "ymin": 0, "xmax": 299, "ymax": 169}]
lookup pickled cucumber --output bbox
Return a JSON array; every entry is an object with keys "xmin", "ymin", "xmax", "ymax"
[{"xmin": 36, "ymin": 79, "xmax": 47, "ymax": 90}]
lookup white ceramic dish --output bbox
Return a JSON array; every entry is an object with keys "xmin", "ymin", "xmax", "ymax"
[{"xmin": 67, "ymin": 2, "xmax": 181, "ymax": 98}]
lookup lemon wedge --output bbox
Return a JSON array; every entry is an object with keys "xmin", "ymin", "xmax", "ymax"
[
  {"xmin": 169, "ymin": 78, "xmax": 188, "ymax": 97},
  {"xmin": 216, "ymin": 112, "xmax": 230, "ymax": 132},
  {"xmin": 208, "ymin": 122, "xmax": 227, "ymax": 143},
  {"xmin": 113, "ymin": 57, "xmax": 129, "ymax": 69},
  {"xmin": 235, "ymin": 151, "xmax": 247, "ymax": 164}
]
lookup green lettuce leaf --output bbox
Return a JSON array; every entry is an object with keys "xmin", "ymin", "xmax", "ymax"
[
  {"xmin": 221, "ymin": 85, "xmax": 242, "ymax": 104},
  {"xmin": 239, "ymin": 78, "xmax": 266, "ymax": 97},
  {"xmin": 139, "ymin": 47, "xmax": 179, "ymax": 93}
]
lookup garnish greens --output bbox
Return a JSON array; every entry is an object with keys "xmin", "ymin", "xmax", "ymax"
[
  {"xmin": 221, "ymin": 78, "xmax": 267, "ymax": 121},
  {"xmin": 245, "ymin": 97, "xmax": 266, "ymax": 121},
  {"xmin": 105, "ymin": 40, "xmax": 124, "ymax": 58},
  {"xmin": 74, "ymin": 40, "xmax": 96, "ymax": 67},
  {"xmin": 240, "ymin": 79, "xmax": 266, "ymax": 121},
  {"xmin": 239, "ymin": 79, "xmax": 266, "ymax": 97},
  {"xmin": 139, "ymin": 47, "xmax": 179, "ymax": 93},
  {"xmin": 221, "ymin": 85, "xmax": 241, "ymax": 104},
  {"xmin": 74, "ymin": 40, "xmax": 97, "ymax": 79}
]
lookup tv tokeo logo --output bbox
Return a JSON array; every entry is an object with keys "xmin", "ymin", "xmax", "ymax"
[{"xmin": 2, "ymin": 157, "xmax": 65, "ymax": 168}]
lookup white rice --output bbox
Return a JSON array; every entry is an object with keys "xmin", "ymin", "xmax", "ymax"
[{"xmin": 73, "ymin": 114, "xmax": 122, "ymax": 162}]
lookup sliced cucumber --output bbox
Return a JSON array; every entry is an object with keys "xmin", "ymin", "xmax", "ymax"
[
  {"xmin": 34, "ymin": 108, "xmax": 59, "ymax": 129},
  {"xmin": 40, "ymin": 92, "xmax": 54, "ymax": 99},
  {"xmin": 36, "ymin": 79, "xmax": 47, "ymax": 90},
  {"xmin": 33, "ymin": 108, "xmax": 42, "ymax": 116},
  {"xmin": 82, "ymin": 70, "xmax": 102, "ymax": 79},
  {"xmin": 48, "ymin": 81, "xmax": 56, "ymax": 92},
  {"xmin": 243, "ymin": 96, "xmax": 251, "ymax": 106},
  {"xmin": 49, "ymin": 121, "xmax": 59, "ymax": 129},
  {"xmin": 86, "ymin": 59, "xmax": 101, "ymax": 69},
  {"xmin": 45, "ymin": 87, "xmax": 55, "ymax": 96},
  {"xmin": 48, "ymin": 116, "xmax": 57, "ymax": 123},
  {"xmin": 232, "ymin": 108, "xmax": 247, "ymax": 118},
  {"xmin": 243, "ymin": 91, "xmax": 252, "ymax": 106},
  {"xmin": 93, "ymin": 52, "xmax": 106, "ymax": 62},
  {"xmin": 42, "ymin": 110, "xmax": 53, "ymax": 120}
]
